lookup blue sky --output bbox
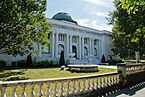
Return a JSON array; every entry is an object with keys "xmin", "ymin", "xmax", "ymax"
[{"xmin": 45, "ymin": 0, "xmax": 115, "ymax": 31}]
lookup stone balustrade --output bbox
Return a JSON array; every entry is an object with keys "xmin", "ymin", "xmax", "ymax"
[
  {"xmin": 117, "ymin": 63, "xmax": 145, "ymax": 87},
  {"xmin": 0, "ymin": 72, "xmax": 120, "ymax": 97},
  {"xmin": 2, "ymin": 63, "xmax": 145, "ymax": 97}
]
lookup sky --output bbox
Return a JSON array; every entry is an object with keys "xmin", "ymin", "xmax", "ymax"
[{"xmin": 45, "ymin": 0, "xmax": 115, "ymax": 31}]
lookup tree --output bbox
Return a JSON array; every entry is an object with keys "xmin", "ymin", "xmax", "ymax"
[
  {"xmin": 0, "ymin": 0, "xmax": 51, "ymax": 55},
  {"xmin": 59, "ymin": 51, "xmax": 65, "ymax": 66},
  {"xmin": 101, "ymin": 55, "xmax": 106, "ymax": 63},
  {"xmin": 108, "ymin": 0, "xmax": 145, "ymax": 59}
]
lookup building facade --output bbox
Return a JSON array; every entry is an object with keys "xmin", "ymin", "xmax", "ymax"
[{"xmin": 0, "ymin": 12, "xmax": 113, "ymax": 65}]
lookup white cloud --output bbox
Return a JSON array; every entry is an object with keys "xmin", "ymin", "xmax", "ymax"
[
  {"xmin": 93, "ymin": 12, "xmax": 107, "ymax": 17},
  {"xmin": 76, "ymin": 18, "xmax": 112, "ymax": 31},
  {"xmin": 81, "ymin": 0, "xmax": 112, "ymax": 8}
]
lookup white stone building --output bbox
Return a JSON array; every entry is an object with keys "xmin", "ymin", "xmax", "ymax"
[{"xmin": 0, "ymin": 12, "xmax": 113, "ymax": 65}]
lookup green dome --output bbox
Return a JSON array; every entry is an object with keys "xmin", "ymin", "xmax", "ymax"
[{"xmin": 52, "ymin": 12, "xmax": 77, "ymax": 24}]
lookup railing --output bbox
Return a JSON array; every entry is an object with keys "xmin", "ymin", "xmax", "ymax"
[
  {"xmin": 0, "ymin": 72, "xmax": 120, "ymax": 97},
  {"xmin": 1, "ymin": 63, "xmax": 145, "ymax": 97},
  {"xmin": 117, "ymin": 63, "xmax": 145, "ymax": 87}
]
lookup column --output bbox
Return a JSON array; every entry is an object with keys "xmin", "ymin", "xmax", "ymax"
[
  {"xmin": 79, "ymin": 36, "xmax": 81, "ymax": 59},
  {"xmin": 99, "ymin": 40, "xmax": 102, "ymax": 59},
  {"xmin": 69, "ymin": 35, "xmax": 72, "ymax": 55},
  {"xmin": 55, "ymin": 33, "xmax": 58, "ymax": 58},
  {"xmin": 82, "ymin": 37, "xmax": 84, "ymax": 59},
  {"xmin": 66, "ymin": 34, "xmax": 69, "ymax": 58},
  {"xmin": 92, "ymin": 39, "xmax": 94, "ymax": 55},
  {"xmin": 51, "ymin": 33, "xmax": 55, "ymax": 58},
  {"xmin": 89, "ymin": 38, "xmax": 91, "ymax": 55}
]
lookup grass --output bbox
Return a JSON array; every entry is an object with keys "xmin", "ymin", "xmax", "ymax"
[{"xmin": 0, "ymin": 67, "xmax": 116, "ymax": 81}]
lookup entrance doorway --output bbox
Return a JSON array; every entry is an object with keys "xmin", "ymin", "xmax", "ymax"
[{"xmin": 72, "ymin": 45, "xmax": 77, "ymax": 59}]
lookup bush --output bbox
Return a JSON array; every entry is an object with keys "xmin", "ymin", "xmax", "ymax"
[
  {"xmin": 107, "ymin": 60, "xmax": 123, "ymax": 65},
  {"xmin": 17, "ymin": 60, "xmax": 27, "ymax": 67},
  {"xmin": 59, "ymin": 51, "xmax": 65, "ymax": 66},
  {"xmin": 32, "ymin": 60, "xmax": 55, "ymax": 67},
  {"xmin": 101, "ymin": 55, "xmax": 106, "ymax": 63},
  {"xmin": 0, "ymin": 60, "xmax": 6, "ymax": 67}
]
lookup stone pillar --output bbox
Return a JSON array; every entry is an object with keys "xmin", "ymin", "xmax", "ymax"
[
  {"xmin": 79, "ymin": 36, "xmax": 81, "ymax": 59},
  {"xmin": 55, "ymin": 33, "xmax": 58, "ymax": 58},
  {"xmin": 82, "ymin": 37, "xmax": 84, "ymax": 59},
  {"xmin": 66, "ymin": 34, "xmax": 69, "ymax": 58},
  {"xmin": 117, "ymin": 63, "xmax": 127, "ymax": 87},
  {"xmin": 70, "ymin": 35, "xmax": 72, "ymax": 55},
  {"xmin": 92, "ymin": 39, "xmax": 94, "ymax": 55},
  {"xmin": 51, "ymin": 33, "xmax": 55, "ymax": 58},
  {"xmin": 89, "ymin": 38, "xmax": 91, "ymax": 55}
]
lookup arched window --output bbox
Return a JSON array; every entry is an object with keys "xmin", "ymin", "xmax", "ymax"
[
  {"xmin": 84, "ymin": 47, "xmax": 88, "ymax": 55},
  {"xmin": 94, "ymin": 48, "xmax": 97, "ymax": 56},
  {"xmin": 72, "ymin": 45, "xmax": 77, "ymax": 58}
]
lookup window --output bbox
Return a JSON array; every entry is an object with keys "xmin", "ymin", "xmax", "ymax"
[
  {"xmin": 94, "ymin": 48, "xmax": 97, "ymax": 56},
  {"xmin": 84, "ymin": 47, "xmax": 88, "ymax": 55},
  {"xmin": 58, "ymin": 34, "xmax": 65, "ymax": 41},
  {"xmin": 84, "ymin": 38, "xmax": 88, "ymax": 44},
  {"xmin": 94, "ymin": 39, "xmax": 98, "ymax": 45},
  {"xmin": 42, "ymin": 46, "xmax": 50, "ymax": 54},
  {"xmin": 72, "ymin": 36, "xmax": 77, "ymax": 43}
]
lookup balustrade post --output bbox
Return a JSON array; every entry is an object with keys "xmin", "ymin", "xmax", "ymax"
[
  {"xmin": 82, "ymin": 79, "xmax": 86, "ymax": 92},
  {"xmin": 59, "ymin": 82, "xmax": 64, "ymax": 97},
  {"xmin": 30, "ymin": 84, "xmax": 35, "ymax": 97},
  {"xmin": 53, "ymin": 82, "xmax": 57, "ymax": 97},
  {"xmin": 46, "ymin": 82, "xmax": 50, "ymax": 97},
  {"xmin": 10, "ymin": 86, "xmax": 17, "ymax": 97},
  {"xmin": 1, "ymin": 87, "xmax": 6, "ymax": 97},
  {"xmin": 66, "ymin": 81, "xmax": 70, "ymax": 95},
  {"xmin": 77, "ymin": 80, "xmax": 80, "ymax": 93},
  {"xmin": 20, "ymin": 84, "xmax": 26, "ymax": 97},
  {"xmin": 117, "ymin": 63, "xmax": 128, "ymax": 87},
  {"xmin": 38, "ymin": 82, "xmax": 43, "ymax": 97},
  {"xmin": 72, "ymin": 81, "xmax": 75, "ymax": 94}
]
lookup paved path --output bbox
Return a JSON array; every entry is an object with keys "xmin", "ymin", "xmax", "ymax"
[{"xmin": 107, "ymin": 81, "xmax": 145, "ymax": 97}]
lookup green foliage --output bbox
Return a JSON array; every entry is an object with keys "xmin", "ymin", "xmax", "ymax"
[
  {"xmin": 108, "ymin": 0, "xmax": 145, "ymax": 59},
  {"xmin": 0, "ymin": 0, "xmax": 51, "ymax": 55},
  {"xmin": 101, "ymin": 55, "xmax": 106, "ymax": 63},
  {"xmin": 32, "ymin": 60, "xmax": 56, "ymax": 67},
  {"xmin": 17, "ymin": 60, "xmax": 27, "ymax": 67},
  {"xmin": 59, "ymin": 51, "xmax": 65, "ymax": 66},
  {"xmin": 0, "ymin": 60, "xmax": 6, "ymax": 67}
]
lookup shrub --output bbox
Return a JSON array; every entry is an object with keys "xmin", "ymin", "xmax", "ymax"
[
  {"xmin": 0, "ymin": 60, "xmax": 6, "ymax": 67},
  {"xmin": 17, "ymin": 60, "xmax": 27, "ymax": 67},
  {"xmin": 101, "ymin": 55, "xmax": 106, "ymax": 63},
  {"xmin": 59, "ymin": 51, "xmax": 65, "ymax": 66},
  {"xmin": 107, "ymin": 60, "xmax": 123, "ymax": 65},
  {"xmin": 32, "ymin": 60, "xmax": 53, "ymax": 67}
]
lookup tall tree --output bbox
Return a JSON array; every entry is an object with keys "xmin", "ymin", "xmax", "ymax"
[
  {"xmin": 108, "ymin": 0, "xmax": 145, "ymax": 59},
  {"xmin": 0, "ymin": 0, "xmax": 51, "ymax": 55}
]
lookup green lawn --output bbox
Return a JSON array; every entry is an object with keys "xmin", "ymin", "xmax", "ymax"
[{"xmin": 0, "ymin": 67, "xmax": 116, "ymax": 81}]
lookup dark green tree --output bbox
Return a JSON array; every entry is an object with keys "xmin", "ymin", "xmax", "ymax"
[
  {"xmin": 0, "ymin": 0, "xmax": 51, "ymax": 55},
  {"xmin": 101, "ymin": 55, "xmax": 106, "ymax": 63},
  {"xmin": 108, "ymin": 0, "xmax": 145, "ymax": 59},
  {"xmin": 59, "ymin": 51, "xmax": 65, "ymax": 66}
]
